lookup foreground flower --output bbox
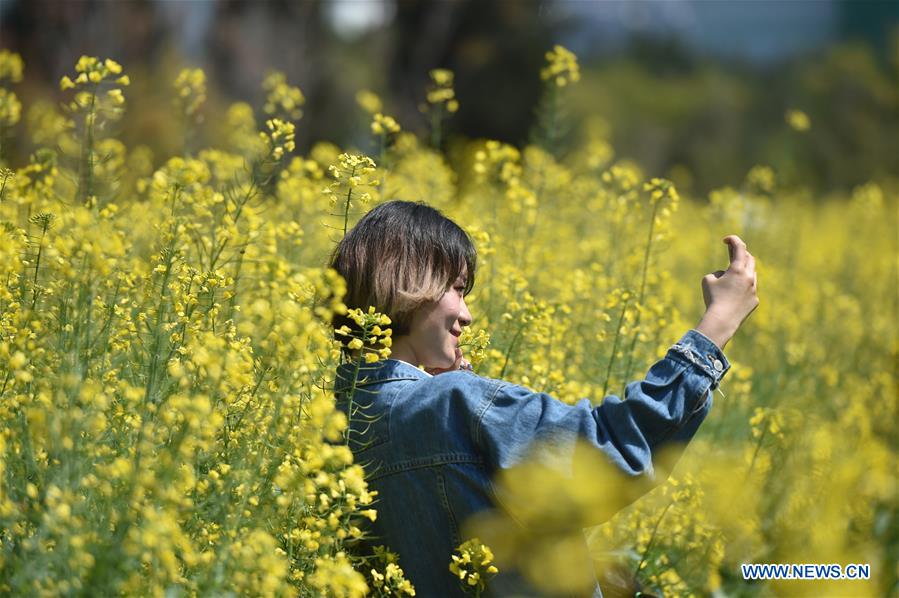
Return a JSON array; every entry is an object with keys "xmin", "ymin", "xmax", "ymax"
[{"xmin": 449, "ymin": 538, "xmax": 499, "ymax": 595}]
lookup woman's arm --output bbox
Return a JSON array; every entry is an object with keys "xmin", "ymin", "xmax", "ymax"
[
  {"xmin": 473, "ymin": 329, "xmax": 726, "ymax": 525},
  {"xmin": 477, "ymin": 328, "xmax": 725, "ymax": 471},
  {"xmin": 472, "ymin": 235, "xmax": 758, "ymax": 523}
]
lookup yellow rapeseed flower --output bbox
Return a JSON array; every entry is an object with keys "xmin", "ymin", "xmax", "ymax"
[
  {"xmin": 540, "ymin": 44, "xmax": 580, "ymax": 87},
  {"xmin": 0, "ymin": 49, "xmax": 24, "ymax": 82},
  {"xmin": 356, "ymin": 89, "xmax": 383, "ymax": 114},
  {"xmin": 786, "ymin": 108, "xmax": 811, "ymax": 131}
]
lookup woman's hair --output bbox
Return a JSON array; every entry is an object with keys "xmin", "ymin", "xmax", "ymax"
[{"xmin": 329, "ymin": 200, "xmax": 476, "ymax": 338}]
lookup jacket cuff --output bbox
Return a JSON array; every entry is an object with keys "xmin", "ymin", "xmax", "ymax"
[{"xmin": 668, "ymin": 329, "xmax": 731, "ymax": 390}]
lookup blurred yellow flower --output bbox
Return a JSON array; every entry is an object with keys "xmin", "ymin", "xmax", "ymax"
[{"xmin": 786, "ymin": 108, "xmax": 811, "ymax": 131}]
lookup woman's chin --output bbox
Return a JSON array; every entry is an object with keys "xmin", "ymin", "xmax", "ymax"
[
  {"xmin": 425, "ymin": 349, "xmax": 459, "ymax": 371},
  {"xmin": 440, "ymin": 353, "xmax": 458, "ymax": 369}
]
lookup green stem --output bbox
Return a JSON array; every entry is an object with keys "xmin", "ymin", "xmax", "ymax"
[
  {"xmin": 345, "ymin": 330, "xmax": 369, "ymax": 447},
  {"xmin": 547, "ymin": 85, "xmax": 559, "ymax": 154},
  {"xmin": 208, "ymin": 184, "xmax": 255, "ymax": 272},
  {"xmin": 87, "ymin": 279, "xmax": 121, "ymax": 356},
  {"xmin": 143, "ymin": 236, "xmax": 176, "ymax": 406},
  {"xmin": 499, "ymin": 321, "xmax": 527, "ymax": 380},
  {"xmin": 634, "ymin": 499, "xmax": 674, "ymax": 579},
  {"xmin": 430, "ymin": 109, "xmax": 443, "ymax": 150},
  {"xmin": 622, "ymin": 200, "xmax": 660, "ymax": 384},
  {"xmin": 29, "ymin": 219, "xmax": 50, "ymax": 311},
  {"xmin": 341, "ymin": 164, "xmax": 358, "ymax": 238},
  {"xmin": 543, "ymin": 310, "xmax": 556, "ymax": 393},
  {"xmin": 227, "ymin": 362, "xmax": 273, "ymax": 451},
  {"xmin": 226, "ymin": 248, "xmax": 245, "ymax": 323},
  {"xmin": 601, "ymin": 295, "xmax": 631, "ymax": 398},
  {"xmin": 0, "ymin": 370, "xmax": 10, "ymax": 397},
  {"xmin": 746, "ymin": 426, "xmax": 768, "ymax": 481},
  {"xmin": 79, "ymin": 87, "xmax": 98, "ymax": 205},
  {"xmin": 0, "ymin": 169, "xmax": 11, "ymax": 200},
  {"xmin": 80, "ymin": 267, "xmax": 95, "ymax": 379}
]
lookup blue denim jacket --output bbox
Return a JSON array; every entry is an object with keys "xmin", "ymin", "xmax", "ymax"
[{"xmin": 333, "ymin": 329, "xmax": 730, "ymax": 596}]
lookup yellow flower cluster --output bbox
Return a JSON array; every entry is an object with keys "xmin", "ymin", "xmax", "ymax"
[
  {"xmin": 356, "ymin": 89, "xmax": 383, "ymax": 115},
  {"xmin": 60, "ymin": 56, "xmax": 130, "ymax": 92},
  {"xmin": 0, "ymin": 88, "xmax": 21, "ymax": 129},
  {"xmin": 370, "ymin": 563, "xmax": 416, "ymax": 595},
  {"xmin": 419, "ymin": 69, "xmax": 460, "ymax": 147},
  {"xmin": 323, "ymin": 153, "xmax": 380, "ymax": 233},
  {"xmin": 337, "ymin": 306, "xmax": 392, "ymax": 363},
  {"xmin": 745, "ymin": 164, "xmax": 775, "ymax": 194},
  {"xmin": 472, "ymin": 139, "xmax": 520, "ymax": 180},
  {"xmin": 0, "ymin": 49, "xmax": 24, "ymax": 83},
  {"xmin": 458, "ymin": 327, "xmax": 490, "ymax": 368},
  {"xmin": 449, "ymin": 538, "xmax": 499, "ymax": 593},
  {"xmin": 308, "ymin": 551, "xmax": 368, "ymax": 597},
  {"xmin": 261, "ymin": 118, "xmax": 296, "ymax": 160},
  {"xmin": 425, "ymin": 68, "xmax": 459, "ymax": 113},
  {"xmin": 749, "ymin": 406, "xmax": 785, "ymax": 440},
  {"xmin": 368, "ymin": 547, "xmax": 417, "ymax": 598},
  {"xmin": 173, "ymin": 67, "xmax": 207, "ymax": 119},
  {"xmin": 643, "ymin": 177, "xmax": 679, "ymax": 205},
  {"xmin": 472, "ymin": 140, "xmax": 538, "ymax": 220},
  {"xmin": 327, "ymin": 153, "xmax": 378, "ymax": 190},
  {"xmin": 263, "ymin": 70, "xmax": 305, "ymax": 121},
  {"xmin": 0, "ymin": 51, "xmax": 23, "ymax": 131},
  {"xmin": 371, "ymin": 113, "xmax": 401, "ymax": 136},
  {"xmin": 540, "ymin": 44, "xmax": 580, "ymax": 87},
  {"xmin": 785, "ymin": 108, "xmax": 811, "ymax": 131},
  {"xmin": 0, "ymin": 166, "xmax": 14, "ymax": 188}
]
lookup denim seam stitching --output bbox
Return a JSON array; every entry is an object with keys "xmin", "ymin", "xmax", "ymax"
[
  {"xmin": 334, "ymin": 375, "xmax": 424, "ymax": 393},
  {"xmin": 367, "ymin": 454, "xmax": 485, "ymax": 482},
  {"xmin": 436, "ymin": 471, "xmax": 461, "ymax": 548},
  {"xmin": 691, "ymin": 379, "xmax": 713, "ymax": 415},
  {"xmin": 473, "ymin": 380, "xmax": 505, "ymax": 447}
]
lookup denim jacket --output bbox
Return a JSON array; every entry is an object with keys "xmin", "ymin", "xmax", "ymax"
[{"xmin": 333, "ymin": 329, "xmax": 730, "ymax": 597}]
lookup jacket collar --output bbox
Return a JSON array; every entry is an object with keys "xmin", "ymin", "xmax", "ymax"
[{"xmin": 334, "ymin": 359, "xmax": 431, "ymax": 393}]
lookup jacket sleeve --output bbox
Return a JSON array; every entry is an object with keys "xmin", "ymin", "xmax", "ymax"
[{"xmin": 474, "ymin": 329, "xmax": 729, "ymax": 482}]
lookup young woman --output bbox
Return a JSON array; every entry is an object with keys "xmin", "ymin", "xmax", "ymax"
[{"xmin": 330, "ymin": 200, "xmax": 758, "ymax": 596}]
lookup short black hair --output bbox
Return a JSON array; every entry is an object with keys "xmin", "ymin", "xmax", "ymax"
[{"xmin": 329, "ymin": 200, "xmax": 477, "ymax": 338}]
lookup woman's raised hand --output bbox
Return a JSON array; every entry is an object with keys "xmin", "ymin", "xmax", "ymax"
[{"xmin": 695, "ymin": 235, "xmax": 759, "ymax": 350}]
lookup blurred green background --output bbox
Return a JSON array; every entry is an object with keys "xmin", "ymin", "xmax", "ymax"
[{"xmin": 1, "ymin": 0, "xmax": 897, "ymax": 196}]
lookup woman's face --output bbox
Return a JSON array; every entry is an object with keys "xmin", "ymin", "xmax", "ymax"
[{"xmin": 394, "ymin": 271, "xmax": 472, "ymax": 369}]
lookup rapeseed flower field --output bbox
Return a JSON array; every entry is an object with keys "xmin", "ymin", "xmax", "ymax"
[{"xmin": 0, "ymin": 46, "xmax": 895, "ymax": 597}]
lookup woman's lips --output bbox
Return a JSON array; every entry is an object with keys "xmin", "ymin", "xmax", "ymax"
[{"xmin": 450, "ymin": 330, "xmax": 462, "ymax": 356}]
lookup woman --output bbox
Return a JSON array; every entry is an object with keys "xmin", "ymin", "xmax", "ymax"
[{"xmin": 330, "ymin": 200, "xmax": 758, "ymax": 596}]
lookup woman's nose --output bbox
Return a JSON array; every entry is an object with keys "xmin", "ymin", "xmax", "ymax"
[{"xmin": 459, "ymin": 298, "xmax": 472, "ymax": 327}]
